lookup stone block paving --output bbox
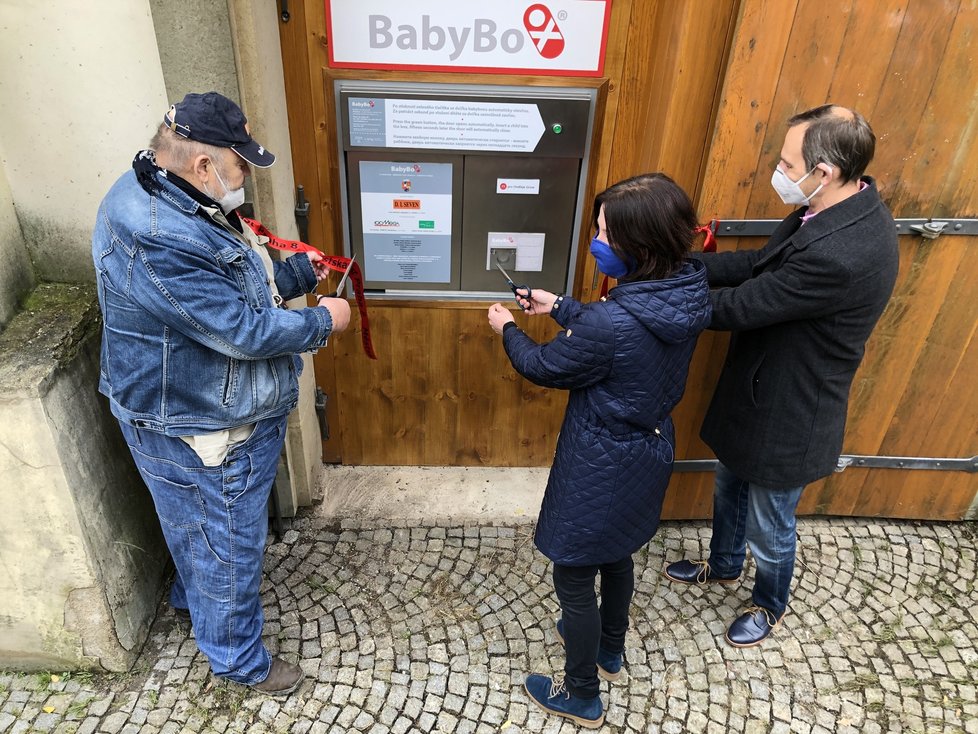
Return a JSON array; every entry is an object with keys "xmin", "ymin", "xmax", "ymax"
[{"xmin": 2, "ymin": 517, "xmax": 977, "ymax": 733}]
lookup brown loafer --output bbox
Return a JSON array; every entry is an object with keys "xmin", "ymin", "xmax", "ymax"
[{"xmin": 250, "ymin": 657, "xmax": 303, "ymax": 696}]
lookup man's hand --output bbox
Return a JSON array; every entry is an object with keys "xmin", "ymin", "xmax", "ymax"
[
  {"xmin": 515, "ymin": 288, "xmax": 557, "ymax": 315},
  {"xmin": 317, "ymin": 296, "xmax": 351, "ymax": 333},
  {"xmin": 306, "ymin": 251, "xmax": 330, "ymax": 281},
  {"xmin": 488, "ymin": 303, "xmax": 515, "ymax": 335}
]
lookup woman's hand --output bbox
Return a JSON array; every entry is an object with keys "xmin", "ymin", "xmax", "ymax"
[
  {"xmin": 515, "ymin": 288, "xmax": 557, "ymax": 316},
  {"xmin": 488, "ymin": 303, "xmax": 515, "ymax": 335}
]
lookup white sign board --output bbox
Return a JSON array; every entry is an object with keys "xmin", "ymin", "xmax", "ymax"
[
  {"xmin": 349, "ymin": 98, "xmax": 546, "ymax": 153},
  {"xmin": 496, "ymin": 178, "xmax": 541, "ymax": 194},
  {"xmin": 488, "ymin": 232, "xmax": 546, "ymax": 272},
  {"xmin": 327, "ymin": 1, "xmax": 611, "ymax": 77}
]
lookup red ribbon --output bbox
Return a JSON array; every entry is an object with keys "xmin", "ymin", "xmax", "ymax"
[
  {"xmin": 695, "ymin": 219, "xmax": 719, "ymax": 253},
  {"xmin": 239, "ymin": 216, "xmax": 377, "ymax": 360}
]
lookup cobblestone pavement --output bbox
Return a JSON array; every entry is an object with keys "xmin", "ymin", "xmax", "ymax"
[{"xmin": 3, "ymin": 517, "xmax": 977, "ymax": 734}]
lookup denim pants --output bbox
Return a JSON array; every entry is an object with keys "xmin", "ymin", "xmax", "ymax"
[
  {"xmin": 119, "ymin": 414, "xmax": 287, "ymax": 684},
  {"xmin": 708, "ymin": 462, "xmax": 805, "ymax": 618},
  {"xmin": 552, "ymin": 556, "xmax": 634, "ymax": 699}
]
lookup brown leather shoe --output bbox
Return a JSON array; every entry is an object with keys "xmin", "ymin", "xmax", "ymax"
[{"xmin": 250, "ymin": 658, "xmax": 303, "ymax": 696}]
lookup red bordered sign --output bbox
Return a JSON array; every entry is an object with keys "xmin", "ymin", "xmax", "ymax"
[{"xmin": 326, "ymin": 1, "xmax": 612, "ymax": 78}]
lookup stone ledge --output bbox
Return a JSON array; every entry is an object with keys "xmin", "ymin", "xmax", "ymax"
[{"xmin": 0, "ymin": 282, "xmax": 100, "ymax": 396}]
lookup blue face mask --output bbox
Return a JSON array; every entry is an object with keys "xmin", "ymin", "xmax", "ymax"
[{"xmin": 589, "ymin": 237, "xmax": 631, "ymax": 278}]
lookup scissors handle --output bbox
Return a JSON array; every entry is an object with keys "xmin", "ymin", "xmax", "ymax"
[{"xmin": 511, "ymin": 283, "xmax": 532, "ymax": 301}]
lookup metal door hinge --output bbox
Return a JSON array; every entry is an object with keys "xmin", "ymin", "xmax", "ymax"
[
  {"xmin": 295, "ymin": 185, "xmax": 310, "ymax": 243},
  {"xmin": 673, "ymin": 455, "xmax": 978, "ymax": 473},
  {"xmin": 834, "ymin": 455, "xmax": 978, "ymax": 473},
  {"xmin": 712, "ymin": 218, "xmax": 978, "ymax": 238},
  {"xmin": 315, "ymin": 387, "xmax": 329, "ymax": 441}
]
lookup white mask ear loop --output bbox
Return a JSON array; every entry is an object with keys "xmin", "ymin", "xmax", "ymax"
[{"xmin": 807, "ymin": 163, "xmax": 833, "ymax": 202}]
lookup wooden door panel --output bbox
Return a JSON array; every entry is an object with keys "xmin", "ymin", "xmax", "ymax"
[{"xmin": 697, "ymin": 0, "xmax": 978, "ymax": 518}]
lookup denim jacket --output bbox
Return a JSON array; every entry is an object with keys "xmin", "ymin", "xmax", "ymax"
[{"xmin": 92, "ymin": 169, "xmax": 333, "ymax": 435}]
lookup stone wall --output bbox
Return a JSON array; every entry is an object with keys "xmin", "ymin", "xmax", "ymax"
[{"xmin": 0, "ymin": 284, "xmax": 169, "ymax": 671}]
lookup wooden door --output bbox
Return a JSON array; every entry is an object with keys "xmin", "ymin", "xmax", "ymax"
[
  {"xmin": 278, "ymin": 0, "xmax": 975, "ymax": 518},
  {"xmin": 277, "ymin": 0, "xmax": 742, "ymax": 471},
  {"xmin": 687, "ymin": 0, "xmax": 978, "ymax": 520}
]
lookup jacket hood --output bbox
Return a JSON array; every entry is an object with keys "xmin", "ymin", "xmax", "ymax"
[{"xmin": 610, "ymin": 259, "xmax": 711, "ymax": 344}]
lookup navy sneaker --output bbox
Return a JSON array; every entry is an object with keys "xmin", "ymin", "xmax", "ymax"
[
  {"xmin": 555, "ymin": 618, "xmax": 623, "ymax": 681},
  {"xmin": 663, "ymin": 559, "xmax": 740, "ymax": 585},
  {"xmin": 724, "ymin": 606, "xmax": 783, "ymax": 647},
  {"xmin": 524, "ymin": 673, "xmax": 604, "ymax": 729}
]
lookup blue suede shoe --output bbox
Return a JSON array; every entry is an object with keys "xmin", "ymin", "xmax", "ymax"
[
  {"xmin": 724, "ymin": 607, "xmax": 783, "ymax": 648},
  {"xmin": 663, "ymin": 559, "xmax": 740, "ymax": 585},
  {"xmin": 524, "ymin": 673, "xmax": 604, "ymax": 729},
  {"xmin": 555, "ymin": 618, "xmax": 623, "ymax": 681}
]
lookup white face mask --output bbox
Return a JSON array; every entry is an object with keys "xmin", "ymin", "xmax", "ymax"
[
  {"xmin": 207, "ymin": 160, "xmax": 246, "ymax": 214},
  {"xmin": 770, "ymin": 164, "xmax": 830, "ymax": 206}
]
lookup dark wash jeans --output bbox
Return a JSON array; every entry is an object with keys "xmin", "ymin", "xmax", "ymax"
[
  {"xmin": 119, "ymin": 414, "xmax": 288, "ymax": 684},
  {"xmin": 708, "ymin": 462, "xmax": 805, "ymax": 618},
  {"xmin": 552, "ymin": 556, "xmax": 634, "ymax": 699}
]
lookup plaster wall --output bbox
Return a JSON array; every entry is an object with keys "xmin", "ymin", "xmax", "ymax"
[
  {"xmin": 0, "ymin": 165, "xmax": 33, "ymax": 330},
  {"xmin": 0, "ymin": 0, "xmax": 167, "ymax": 283},
  {"xmin": 148, "ymin": 0, "xmax": 239, "ymax": 105}
]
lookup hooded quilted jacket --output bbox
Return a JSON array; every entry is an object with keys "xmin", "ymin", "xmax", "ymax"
[{"xmin": 502, "ymin": 259, "xmax": 711, "ymax": 566}]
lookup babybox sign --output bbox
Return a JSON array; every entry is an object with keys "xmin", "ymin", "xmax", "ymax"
[{"xmin": 326, "ymin": 1, "xmax": 611, "ymax": 77}]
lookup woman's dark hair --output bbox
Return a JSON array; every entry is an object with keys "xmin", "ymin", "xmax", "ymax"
[{"xmin": 592, "ymin": 172, "xmax": 697, "ymax": 281}]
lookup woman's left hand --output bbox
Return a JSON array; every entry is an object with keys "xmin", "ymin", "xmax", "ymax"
[{"xmin": 488, "ymin": 303, "xmax": 515, "ymax": 335}]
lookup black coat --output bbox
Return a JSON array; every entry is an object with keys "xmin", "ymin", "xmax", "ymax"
[
  {"xmin": 503, "ymin": 260, "xmax": 711, "ymax": 565},
  {"xmin": 695, "ymin": 178, "xmax": 899, "ymax": 488}
]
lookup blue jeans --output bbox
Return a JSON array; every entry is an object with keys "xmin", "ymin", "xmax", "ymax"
[
  {"xmin": 552, "ymin": 556, "xmax": 633, "ymax": 699},
  {"xmin": 708, "ymin": 463, "xmax": 804, "ymax": 618},
  {"xmin": 119, "ymin": 414, "xmax": 287, "ymax": 684}
]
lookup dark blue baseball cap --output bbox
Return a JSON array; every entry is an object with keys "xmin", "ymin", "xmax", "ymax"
[{"xmin": 163, "ymin": 92, "xmax": 275, "ymax": 168}]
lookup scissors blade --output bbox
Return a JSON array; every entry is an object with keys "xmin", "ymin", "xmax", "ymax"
[
  {"xmin": 495, "ymin": 262, "xmax": 515, "ymax": 285},
  {"xmin": 335, "ymin": 254, "xmax": 356, "ymax": 295}
]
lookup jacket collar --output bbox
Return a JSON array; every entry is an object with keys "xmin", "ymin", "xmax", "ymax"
[{"xmin": 757, "ymin": 177, "xmax": 882, "ymax": 267}]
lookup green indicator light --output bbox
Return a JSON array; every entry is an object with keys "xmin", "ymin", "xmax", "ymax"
[{"xmin": 552, "ymin": 123, "xmax": 563, "ymax": 134}]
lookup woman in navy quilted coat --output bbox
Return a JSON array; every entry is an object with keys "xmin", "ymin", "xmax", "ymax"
[{"xmin": 488, "ymin": 173, "xmax": 711, "ymax": 729}]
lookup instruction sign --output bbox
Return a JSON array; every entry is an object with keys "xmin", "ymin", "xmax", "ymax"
[
  {"xmin": 349, "ymin": 97, "xmax": 545, "ymax": 152},
  {"xmin": 360, "ymin": 161, "xmax": 453, "ymax": 283}
]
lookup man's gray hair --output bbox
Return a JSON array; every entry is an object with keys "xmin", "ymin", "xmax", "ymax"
[
  {"xmin": 787, "ymin": 105, "xmax": 876, "ymax": 183},
  {"xmin": 149, "ymin": 123, "xmax": 227, "ymax": 172}
]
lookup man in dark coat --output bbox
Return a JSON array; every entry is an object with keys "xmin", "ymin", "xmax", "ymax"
[{"xmin": 664, "ymin": 105, "xmax": 899, "ymax": 647}]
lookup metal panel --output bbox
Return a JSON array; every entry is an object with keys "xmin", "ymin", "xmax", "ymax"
[{"xmin": 460, "ymin": 156, "xmax": 580, "ymax": 294}]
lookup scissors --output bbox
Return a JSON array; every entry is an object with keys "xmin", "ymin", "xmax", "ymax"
[
  {"xmin": 330, "ymin": 254, "xmax": 356, "ymax": 297},
  {"xmin": 495, "ymin": 263, "xmax": 532, "ymax": 310}
]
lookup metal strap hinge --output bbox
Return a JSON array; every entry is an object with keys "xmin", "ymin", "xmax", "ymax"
[
  {"xmin": 713, "ymin": 218, "xmax": 978, "ymax": 238},
  {"xmin": 673, "ymin": 455, "xmax": 978, "ymax": 473}
]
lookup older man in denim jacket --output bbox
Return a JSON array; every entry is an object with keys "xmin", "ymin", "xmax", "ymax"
[{"xmin": 92, "ymin": 92, "xmax": 350, "ymax": 696}]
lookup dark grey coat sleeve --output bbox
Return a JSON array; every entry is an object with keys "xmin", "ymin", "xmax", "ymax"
[{"xmin": 707, "ymin": 246, "xmax": 856, "ymax": 331}]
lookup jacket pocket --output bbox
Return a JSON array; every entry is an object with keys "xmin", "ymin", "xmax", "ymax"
[
  {"xmin": 221, "ymin": 357, "xmax": 239, "ymax": 407},
  {"xmin": 748, "ymin": 353, "xmax": 766, "ymax": 407}
]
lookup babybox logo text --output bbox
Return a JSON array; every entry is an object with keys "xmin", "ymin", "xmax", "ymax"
[{"xmin": 327, "ymin": 1, "xmax": 609, "ymax": 76}]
